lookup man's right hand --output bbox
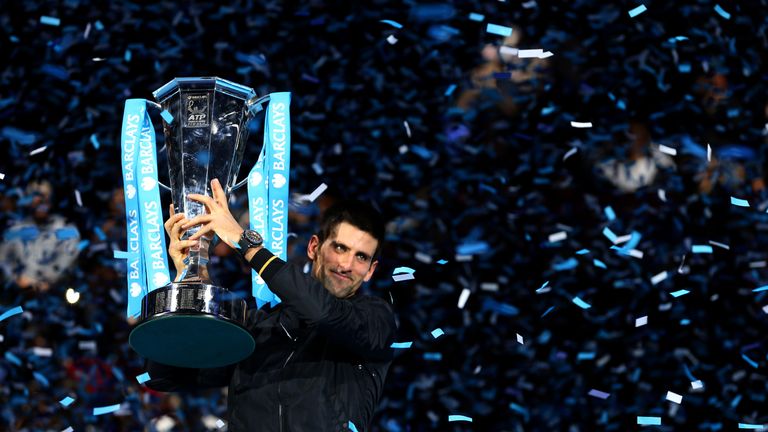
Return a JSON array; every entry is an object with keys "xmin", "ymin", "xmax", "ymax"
[{"xmin": 164, "ymin": 204, "xmax": 198, "ymax": 276}]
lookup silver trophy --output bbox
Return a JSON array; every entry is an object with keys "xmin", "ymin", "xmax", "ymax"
[{"xmin": 129, "ymin": 77, "xmax": 268, "ymax": 368}]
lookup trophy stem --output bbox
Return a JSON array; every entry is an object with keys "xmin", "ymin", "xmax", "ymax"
[{"xmin": 181, "ymin": 236, "xmax": 212, "ymax": 284}]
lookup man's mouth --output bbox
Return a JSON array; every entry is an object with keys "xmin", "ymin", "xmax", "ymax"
[{"xmin": 331, "ymin": 271, "xmax": 351, "ymax": 281}]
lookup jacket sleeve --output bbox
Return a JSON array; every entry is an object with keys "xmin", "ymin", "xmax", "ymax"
[
  {"xmin": 249, "ymin": 248, "xmax": 396, "ymax": 361},
  {"xmin": 143, "ymin": 360, "xmax": 235, "ymax": 392}
]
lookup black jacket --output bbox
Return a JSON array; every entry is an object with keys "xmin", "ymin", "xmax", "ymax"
[{"xmin": 145, "ymin": 249, "xmax": 397, "ymax": 431}]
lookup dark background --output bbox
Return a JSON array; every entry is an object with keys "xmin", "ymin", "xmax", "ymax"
[{"xmin": 3, "ymin": 0, "xmax": 768, "ymax": 430}]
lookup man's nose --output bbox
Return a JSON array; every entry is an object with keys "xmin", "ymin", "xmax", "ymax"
[{"xmin": 337, "ymin": 252, "xmax": 354, "ymax": 270}]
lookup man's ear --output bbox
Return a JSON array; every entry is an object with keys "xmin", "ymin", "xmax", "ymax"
[
  {"xmin": 363, "ymin": 260, "xmax": 378, "ymax": 283},
  {"xmin": 307, "ymin": 235, "xmax": 320, "ymax": 260}
]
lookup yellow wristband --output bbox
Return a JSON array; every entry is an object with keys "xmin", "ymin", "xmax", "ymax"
[{"xmin": 258, "ymin": 255, "xmax": 279, "ymax": 276}]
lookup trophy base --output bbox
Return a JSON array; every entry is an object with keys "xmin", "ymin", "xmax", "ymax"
[{"xmin": 129, "ymin": 283, "xmax": 255, "ymax": 368}]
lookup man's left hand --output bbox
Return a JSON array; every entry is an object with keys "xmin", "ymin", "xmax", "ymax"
[{"xmin": 182, "ymin": 178, "xmax": 243, "ymax": 249}]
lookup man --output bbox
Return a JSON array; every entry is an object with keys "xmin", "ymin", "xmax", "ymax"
[{"xmin": 145, "ymin": 179, "xmax": 396, "ymax": 432}]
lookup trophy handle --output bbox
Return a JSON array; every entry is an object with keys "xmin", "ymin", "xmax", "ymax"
[{"xmin": 227, "ymin": 94, "xmax": 273, "ymax": 194}]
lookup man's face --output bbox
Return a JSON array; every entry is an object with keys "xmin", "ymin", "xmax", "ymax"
[{"xmin": 307, "ymin": 221, "xmax": 379, "ymax": 299}]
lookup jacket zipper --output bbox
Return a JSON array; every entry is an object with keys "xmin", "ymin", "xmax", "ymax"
[{"xmin": 278, "ymin": 314, "xmax": 297, "ymax": 432}]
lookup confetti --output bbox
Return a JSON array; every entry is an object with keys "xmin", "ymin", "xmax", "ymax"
[
  {"xmin": 548, "ymin": 231, "xmax": 567, "ymax": 242},
  {"xmin": 0, "ymin": 306, "xmax": 23, "ymax": 322},
  {"xmin": 392, "ymin": 273, "xmax": 414, "ymax": 282},
  {"xmin": 0, "ymin": 173, "xmax": 4, "ymax": 180},
  {"xmin": 457, "ymin": 288, "xmax": 471, "ymax": 309},
  {"xmin": 40, "ymin": 16, "xmax": 61, "ymax": 26},
  {"xmin": 666, "ymin": 391, "xmax": 683, "ymax": 404},
  {"xmin": 570, "ymin": 121, "xmax": 593, "ymax": 128},
  {"xmin": 348, "ymin": 420, "xmax": 359, "ymax": 432},
  {"xmin": 468, "ymin": 13, "xmax": 485, "ymax": 22},
  {"xmin": 692, "ymin": 245, "xmax": 713, "ymax": 254},
  {"xmin": 635, "ymin": 316, "xmax": 648, "ymax": 327},
  {"xmin": 563, "ymin": 147, "xmax": 578, "ymax": 161},
  {"xmin": 691, "ymin": 380, "xmax": 704, "ymax": 390},
  {"xmin": 658, "ymin": 144, "xmax": 677, "ymax": 156},
  {"xmin": 637, "ymin": 416, "xmax": 661, "ymax": 425},
  {"xmin": 93, "ymin": 404, "xmax": 121, "ymax": 416},
  {"xmin": 651, "ymin": 271, "xmax": 668, "ymax": 285},
  {"xmin": 136, "ymin": 372, "xmax": 151, "ymax": 384},
  {"xmin": 731, "ymin": 197, "xmax": 750, "ymax": 207},
  {"xmin": 390, "ymin": 342, "xmax": 412, "ymax": 349},
  {"xmin": 386, "ymin": 35, "xmax": 398, "ymax": 45},
  {"xmin": 29, "ymin": 146, "xmax": 48, "ymax": 155},
  {"xmin": 628, "ymin": 5, "xmax": 647, "ymax": 17},
  {"xmin": 588, "ymin": 389, "xmax": 610, "ymax": 399},
  {"xmin": 59, "ymin": 396, "xmax": 75, "ymax": 407},
  {"xmin": 670, "ymin": 289, "xmax": 690, "ymax": 298},
  {"xmin": 604, "ymin": 206, "xmax": 616, "ymax": 221},
  {"xmin": 708, "ymin": 240, "xmax": 730, "ymax": 250},
  {"xmin": 486, "ymin": 23, "xmax": 512, "ymax": 37},
  {"xmin": 536, "ymin": 280, "xmax": 550, "ymax": 293},
  {"xmin": 160, "ymin": 110, "xmax": 174, "ymax": 124},
  {"xmin": 714, "ymin": 4, "xmax": 731, "ymax": 19},
  {"xmin": 379, "ymin": 19, "xmax": 403, "ymax": 29},
  {"xmin": 431, "ymin": 328, "xmax": 444, "ymax": 338},
  {"xmin": 516, "ymin": 333, "xmax": 524, "ymax": 344},
  {"xmin": 216, "ymin": 419, "xmax": 226, "ymax": 428},
  {"xmin": 448, "ymin": 415, "xmax": 473, "ymax": 422},
  {"xmin": 572, "ymin": 297, "xmax": 592, "ymax": 309},
  {"xmin": 738, "ymin": 424, "xmax": 767, "ymax": 430}
]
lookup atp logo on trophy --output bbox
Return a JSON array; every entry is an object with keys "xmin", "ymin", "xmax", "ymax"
[{"xmin": 184, "ymin": 94, "xmax": 210, "ymax": 128}]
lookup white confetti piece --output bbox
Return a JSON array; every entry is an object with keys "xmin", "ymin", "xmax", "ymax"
[
  {"xmin": 518, "ymin": 49, "xmax": 544, "ymax": 58},
  {"xmin": 404, "ymin": 121, "xmax": 411, "ymax": 137},
  {"xmin": 457, "ymin": 288, "xmax": 471, "ymax": 309},
  {"xmin": 691, "ymin": 380, "xmax": 703, "ymax": 390},
  {"xmin": 32, "ymin": 347, "xmax": 53, "ymax": 357},
  {"xmin": 392, "ymin": 273, "xmax": 414, "ymax": 282},
  {"xmin": 635, "ymin": 316, "xmax": 648, "ymax": 327},
  {"xmin": 62, "ymin": 427, "xmax": 74, "ymax": 432},
  {"xmin": 628, "ymin": 249, "xmax": 644, "ymax": 259},
  {"xmin": 651, "ymin": 271, "xmax": 668, "ymax": 285},
  {"xmin": 75, "ymin": 190, "xmax": 83, "ymax": 207},
  {"xmin": 658, "ymin": 189, "xmax": 667, "ymax": 202},
  {"xmin": 480, "ymin": 282, "xmax": 498, "ymax": 292},
  {"xmin": 548, "ymin": 231, "xmax": 567, "ymax": 242},
  {"xmin": 666, "ymin": 391, "xmax": 683, "ymax": 404},
  {"xmin": 304, "ymin": 183, "xmax": 328, "ymax": 203},
  {"xmin": 516, "ymin": 334, "xmax": 524, "ymax": 344},
  {"xmin": 708, "ymin": 240, "xmax": 730, "ymax": 250},
  {"xmin": 563, "ymin": 147, "xmax": 578, "ymax": 161},
  {"xmin": 570, "ymin": 121, "xmax": 593, "ymax": 128},
  {"xmin": 78, "ymin": 340, "xmax": 97, "ymax": 351},
  {"xmin": 216, "ymin": 419, "xmax": 226, "ymax": 428},
  {"xmin": 500, "ymin": 46, "xmax": 518, "ymax": 56},
  {"xmin": 29, "ymin": 146, "xmax": 48, "ymax": 156},
  {"xmin": 658, "ymin": 144, "xmax": 677, "ymax": 156},
  {"xmin": 414, "ymin": 252, "xmax": 432, "ymax": 264},
  {"xmin": 614, "ymin": 234, "xmax": 632, "ymax": 244},
  {"xmin": 0, "ymin": 173, "xmax": 5, "ymax": 180},
  {"xmin": 386, "ymin": 35, "xmax": 398, "ymax": 45},
  {"xmin": 763, "ymin": 305, "xmax": 768, "ymax": 314},
  {"xmin": 707, "ymin": 143, "xmax": 712, "ymax": 162}
]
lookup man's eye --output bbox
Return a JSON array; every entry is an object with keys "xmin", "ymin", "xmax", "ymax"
[{"xmin": 356, "ymin": 254, "xmax": 369, "ymax": 262}]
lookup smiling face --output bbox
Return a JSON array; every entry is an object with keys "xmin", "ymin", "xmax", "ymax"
[{"xmin": 307, "ymin": 221, "xmax": 379, "ymax": 299}]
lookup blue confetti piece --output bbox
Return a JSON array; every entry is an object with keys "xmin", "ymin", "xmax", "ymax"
[
  {"xmin": 431, "ymin": 328, "xmax": 444, "ymax": 338},
  {"xmin": 94, "ymin": 20, "xmax": 104, "ymax": 30},
  {"xmin": 739, "ymin": 424, "xmax": 767, "ymax": 430},
  {"xmin": 628, "ymin": 5, "xmax": 647, "ymax": 18},
  {"xmin": 40, "ymin": 16, "xmax": 61, "ymax": 26},
  {"xmin": 33, "ymin": 371, "xmax": 50, "ymax": 387},
  {"xmin": 436, "ymin": 259, "xmax": 448, "ymax": 265},
  {"xmin": 448, "ymin": 415, "xmax": 473, "ymax": 422},
  {"xmin": 714, "ymin": 4, "xmax": 731, "ymax": 19},
  {"xmin": 731, "ymin": 197, "xmax": 750, "ymax": 207},
  {"xmin": 94, "ymin": 226, "xmax": 107, "ymax": 241},
  {"xmin": 444, "ymin": 84, "xmax": 456, "ymax": 96},
  {"xmin": 572, "ymin": 297, "xmax": 592, "ymax": 309},
  {"xmin": 753, "ymin": 285, "xmax": 768, "ymax": 293},
  {"xmin": 680, "ymin": 319, "xmax": 690, "ymax": 325},
  {"xmin": 742, "ymin": 353, "xmax": 759, "ymax": 369},
  {"xmin": 576, "ymin": 249, "xmax": 590, "ymax": 255},
  {"xmin": 423, "ymin": 352, "xmax": 442, "ymax": 361},
  {"xmin": 553, "ymin": 258, "xmax": 578, "ymax": 271},
  {"xmin": 391, "ymin": 342, "xmax": 413, "ymax": 349},
  {"xmin": 93, "ymin": 404, "xmax": 121, "ymax": 416},
  {"xmin": 456, "ymin": 241, "xmax": 489, "ymax": 255},
  {"xmin": 468, "ymin": 13, "xmax": 485, "ymax": 22},
  {"xmin": 59, "ymin": 396, "xmax": 75, "ymax": 407},
  {"xmin": 593, "ymin": 259, "xmax": 607, "ymax": 269},
  {"xmin": 602, "ymin": 227, "xmax": 618, "ymax": 243},
  {"xmin": 637, "ymin": 416, "xmax": 662, "ymax": 425},
  {"xmin": 541, "ymin": 306, "xmax": 555, "ymax": 317},
  {"xmin": 509, "ymin": 403, "xmax": 530, "ymax": 421},
  {"xmin": 577, "ymin": 352, "xmax": 596, "ymax": 361},
  {"xmin": 379, "ymin": 19, "xmax": 403, "ymax": 29},
  {"xmin": 90, "ymin": 133, "xmax": 100, "ymax": 149},
  {"xmin": 692, "ymin": 245, "xmax": 713, "ymax": 254},
  {"xmin": 348, "ymin": 420, "xmax": 360, "ymax": 432},
  {"xmin": 113, "ymin": 250, "xmax": 130, "ymax": 259},
  {"xmin": 536, "ymin": 281, "xmax": 550, "ymax": 293},
  {"xmin": 392, "ymin": 266, "xmax": 415, "ymax": 275},
  {"xmin": 670, "ymin": 289, "xmax": 690, "ymax": 298},
  {"xmin": 486, "ymin": 23, "xmax": 512, "ymax": 37},
  {"xmin": 161, "ymin": 110, "xmax": 174, "ymax": 124},
  {"xmin": 124, "ymin": 49, "xmax": 132, "ymax": 62},
  {"xmin": 604, "ymin": 206, "xmax": 616, "ymax": 221},
  {"xmin": 136, "ymin": 372, "xmax": 151, "ymax": 384},
  {"xmin": 55, "ymin": 227, "xmax": 79, "ymax": 240},
  {"xmin": 678, "ymin": 63, "xmax": 691, "ymax": 73},
  {"xmin": 5, "ymin": 352, "xmax": 22, "ymax": 366},
  {"xmin": 541, "ymin": 106, "xmax": 556, "ymax": 116},
  {"xmin": 0, "ymin": 306, "xmax": 23, "ymax": 322}
]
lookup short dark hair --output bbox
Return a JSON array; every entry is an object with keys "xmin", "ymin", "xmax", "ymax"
[{"xmin": 317, "ymin": 199, "xmax": 386, "ymax": 260}]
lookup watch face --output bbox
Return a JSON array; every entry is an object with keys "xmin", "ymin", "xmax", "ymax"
[{"xmin": 245, "ymin": 230, "xmax": 262, "ymax": 245}]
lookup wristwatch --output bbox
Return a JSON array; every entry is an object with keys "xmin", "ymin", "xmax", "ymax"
[{"xmin": 237, "ymin": 229, "xmax": 264, "ymax": 254}]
